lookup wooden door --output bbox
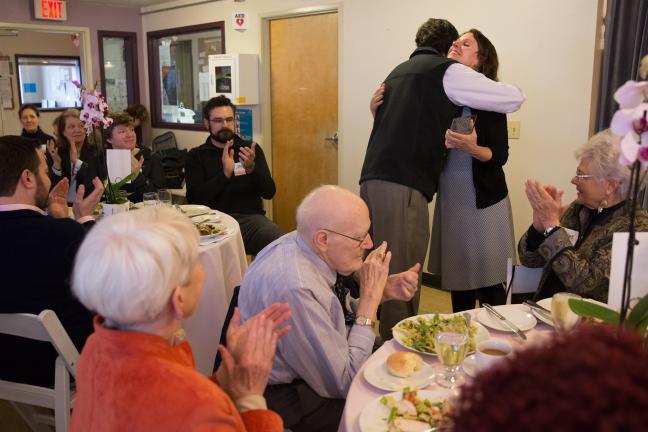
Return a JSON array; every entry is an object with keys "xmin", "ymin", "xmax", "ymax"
[{"xmin": 270, "ymin": 12, "xmax": 338, "ymax": 232}]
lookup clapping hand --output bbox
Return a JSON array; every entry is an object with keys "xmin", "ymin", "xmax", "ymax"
[
  {"xmin": 46, "ymin": 139, "xmax": 62, "ymax": 171},
  {"xmin": 238, "ymin": 142, "xmax": 257, "ymax": 174},
  {"xmin": 383, "ymin": 263, "xmax": 420, "ymax": 302},
  {"xmin": 217, "ymin": 306, "xmax": 291, "ymax": 401},
  {"xmin": 222, "ymin": 140, "xmax": 235, "ymax": 178},
  {"xmin": 358, "ymin": 241, "xmax": 391, "ymax": 305},
  {"xmin": 525, "ymin": 179, "xmax": 563, "ymax": 231},
  {"xmin": 73, "ymin": 177, "xmax": 104, "ymax": 220},
  {"xmin": 47, "ymin": 178, "xmax": 70, "ymax": 219}
]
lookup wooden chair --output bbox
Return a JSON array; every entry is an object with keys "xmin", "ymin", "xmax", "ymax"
[
  {"xmin": 505, "ymin": 258, "xmax": 543, "ymax": 304},
  {"xmin": 0, "ymin": 310, "xmax": 79, "ymax": 432}
]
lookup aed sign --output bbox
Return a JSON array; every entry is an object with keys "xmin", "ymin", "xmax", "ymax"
[
  {"xmin": 34, "ymin": 0, "xmax": 67, "ymax": 21},
  {"xmin": 232, "ymin": 12, "xmax": 248, "ymax": 30}
]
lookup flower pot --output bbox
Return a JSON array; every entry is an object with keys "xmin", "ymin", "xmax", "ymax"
[{"xmin": 102, "ymin": 202, "xmax": 130, "ymax": 217}]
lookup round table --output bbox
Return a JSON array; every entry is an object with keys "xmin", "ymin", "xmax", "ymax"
[
  {"xmin": 338, "ymin": 305, "xmax": 554, "ymax": 432},
  {"xmin": 182, "ymin": 211, "xmax": 248, "ymax": 375}
]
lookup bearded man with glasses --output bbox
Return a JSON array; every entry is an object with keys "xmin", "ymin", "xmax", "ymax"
[
  {"xmin": 238, "ymin": 185, "xmax": 420, "ymax": 431},
  {"xmin": 185, "ymin": 95, "xmax": 283, "ymax": 255}
]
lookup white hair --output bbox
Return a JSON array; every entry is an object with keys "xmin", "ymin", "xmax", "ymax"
[
  {"xmin": 575, "ymin": 129, "xmax": 633, "ymax": 197},
  {"xmin": 72, "ymin": 207, "xmax": 199, "ymax": 326}
]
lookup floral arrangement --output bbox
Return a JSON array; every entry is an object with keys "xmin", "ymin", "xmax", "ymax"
[
  {"xmin": 611, "ymin": 79, "xmax": 648, "ymax": 166},
  {"xmin": 71, "ymin": 80, "xmax": 113, "ymax": 135}
]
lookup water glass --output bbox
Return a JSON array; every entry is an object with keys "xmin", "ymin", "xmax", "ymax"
[
  {"xmin": 551, "ymin": 292, "xmax": 582, "ymax": 332},
  {"xmin": 158, "ymin": 189, "xmax": 172, "ymax": 207},
  {"xmin": 434, "ymin": 320, "xmax": 469, "ymax": 388},
  {"xmin": 143, "ymin": 192, "xmax": 159, "ymax": 206},
  {"xmin": 450, "ymin": 115, "xmax": 477, "ymax": 134}
]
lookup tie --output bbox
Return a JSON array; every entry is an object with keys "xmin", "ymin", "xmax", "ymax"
[{"xmin": 333, "ymin": 274, "xmax": 357, "ymax": 325}]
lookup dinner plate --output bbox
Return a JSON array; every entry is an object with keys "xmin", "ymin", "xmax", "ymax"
[
  {"xmin": 358, "ymin": 389, "xmax": 453, "ymax": 432},
  {"xmin": 392, "ymin": 313, "xmax": 490, "ymax": 356},
  {"xmin": 363, "ymin": 356, "xmax": 434, "ymax": 391},
  {"xmin": 179, "ymin": 204, "xmax": 211, "ymax": 217},
  {"xmin": 477, "ymin": 305, "xmax": 537, "ymax": 332},
  {"xmin": 532, "ymin": 298, "xmax": 555, "ymax": 326},
  {"xmin": 199, "ymin": 227, "xmax": 234, "ymax": 244},
  {"xmin": 531, "ymin": 297, "xmax": 610, "ymax": 327},
  {"xmin": 462, "ymin": 354, "xmax": 478, "ymax": 378}
]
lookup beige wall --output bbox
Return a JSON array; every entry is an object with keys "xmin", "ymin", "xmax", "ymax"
[
  {"xmin": 0, "ymin": 30, "xmax": 81, "ymax": 137},
  {"xmin": 143, "ymin": 0, "xmax": 600, "ymax": 248}
]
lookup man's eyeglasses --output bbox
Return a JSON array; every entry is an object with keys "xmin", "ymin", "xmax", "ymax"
[
  {"xmin": 573, "ymin": 173, "xmax": 594, "ymax": 181},
  {"xmin": 322, "ymin": 228, "xmax": 369, "ymax": 246},
  {"xmin": 209, "ymin": 117, "xmax": 235, "ymax": 125}
]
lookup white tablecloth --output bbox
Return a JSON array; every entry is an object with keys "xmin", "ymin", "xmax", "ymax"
[
  {"xmin": 338, "ymin": 305, "xmax": 554, "ymax": 432},
  {"xmin": 183, "ymin": 211, "xmax": 248, "ymax": 375}
]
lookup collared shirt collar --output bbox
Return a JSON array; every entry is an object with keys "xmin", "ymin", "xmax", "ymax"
[
  {"xmin": 295, "ymin": 232, "xmax": 337, "ymax": 288},
  {"xmin": 0, "ymin": 203, "xmax": 47, "ymax": 215}
]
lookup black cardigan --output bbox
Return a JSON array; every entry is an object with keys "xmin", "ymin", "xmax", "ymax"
[{"xmin": 471, "ymin": 109, "xmax": 509, "ymax": 209}]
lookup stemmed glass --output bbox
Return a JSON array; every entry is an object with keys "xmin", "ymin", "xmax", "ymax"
[
  {"xmin": 551, "ymin": 292, "xmax": 582, "ymax": 332},
  {"xmin": 434, "ymin": 320, "xmax": 469, "ymax": 388}
]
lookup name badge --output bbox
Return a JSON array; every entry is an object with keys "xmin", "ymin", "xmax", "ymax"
[{"xmin": 234, "ymin": 162, "xmax": 246, "ymax": 176}]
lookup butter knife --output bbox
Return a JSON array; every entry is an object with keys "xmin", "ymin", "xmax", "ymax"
[
  {"xmin": 524, "ymin": 300, "xmax": 554, "ymax": 324},
  {"xmin": 483, "ymin": 303, "xmax": 527, "ymax": 340}
]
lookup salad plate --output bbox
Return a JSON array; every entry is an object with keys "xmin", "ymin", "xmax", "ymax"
[
  {"xmin": 392, "ymin": 313, "xmax": 489, "ymax": 356},
  {"xmin": 359, "ymin": 389, "xmax": 453, "ymax": 432}
]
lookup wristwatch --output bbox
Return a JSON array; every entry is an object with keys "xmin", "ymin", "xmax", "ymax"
[
  {"xmin": 543, "ymin": 226, "xmax": 560, "ymax": 237},
  {"xmin": 354, "ymin": 316, "xmax": 375, "ymax": 327}
]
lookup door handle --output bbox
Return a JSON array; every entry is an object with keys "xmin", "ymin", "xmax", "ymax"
[{"xmin": 324, "ymin": 132, "xmax": 338, "ymax": 147}]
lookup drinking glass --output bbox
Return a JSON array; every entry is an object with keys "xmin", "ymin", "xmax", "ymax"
[
  {"xmin": 434, "ymin": 320, "xmax": 469, "ymax": 388},
  {"xmin": 551, "ymin": 292, "xmax": 582, "ymax": 332},
  {"xmin": 143, "ymin": 192, "xmax": 159, "ymax": 207},
  {"xmin": 450, "ymin": 115, "xmax": 477, "ymax": 134},
  {"xmin": 157, "ymin": 189, "xmax": 172, "ymax": 207}
]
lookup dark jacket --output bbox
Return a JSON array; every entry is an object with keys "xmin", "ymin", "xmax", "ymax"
[
  {"xmin": 471, "ymin": 110, "xmax": 509, "ymax": 209},
  {"xmin": 360, "ymin": 47, "xmax": 460, "ymax": 202},
  {"xmin": 0, "ymin": 209, "xmax": 94, "ymax": 387},
  {"xmin": 121, "ymin": 147, "xmax": 166, "ymax": 203},
  {"xmin": 185, "ymin": 135, "xmax": 276, "ymax": 215},
  {"xmin": 21, "ymin": 127, "xmax": 54, "ymax": 145},
  {"xmin": 47, "ymin": 141, "xmax": 108, "ymax": 200}
]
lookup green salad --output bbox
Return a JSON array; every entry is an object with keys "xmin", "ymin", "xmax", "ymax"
[
  {"xmin": 396, "ymin": 314, "xmax": 477, "ymax": 354},
  {"xmin": 380, "ymin": 388, "xmax": 451, "ymax": 431}
]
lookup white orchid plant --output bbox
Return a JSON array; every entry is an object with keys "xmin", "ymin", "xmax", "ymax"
[{"xmin": 611, "ymin": 80, "xmax": 648, "ymax": 166}]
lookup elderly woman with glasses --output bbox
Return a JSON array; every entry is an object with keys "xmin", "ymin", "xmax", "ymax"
[
  {"xmin": 518, "ymin": 130, "xmax": 648, "ymax": 302},
  {"xmin": 70, "ymin": 207, "xmax": 291, "ymax": 431}
]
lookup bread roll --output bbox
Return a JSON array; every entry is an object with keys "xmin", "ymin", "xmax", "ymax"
[{"xmin": 386, "ymin": 352, "xmax": 423, "ymax": 378}]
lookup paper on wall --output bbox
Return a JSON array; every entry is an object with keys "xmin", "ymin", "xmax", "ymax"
[
  {"xmin": 608, "ymin": 232, "xmax": 648, "ymax": 310},
  {"xmin": 106, "ymin": 149, "xmax": 132, "ymax": 184}
]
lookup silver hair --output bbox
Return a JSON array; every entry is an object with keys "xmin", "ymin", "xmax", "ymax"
[
  {"xmin": 72, "ymin": 207, "xmax": 199, "ymax": 326},
  {"xmin": 575, "ymin": 129, "xmax": 631, "ymax": 197}
]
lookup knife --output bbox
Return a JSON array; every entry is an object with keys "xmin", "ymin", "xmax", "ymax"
[
  {"xmin": 524, "ymin": 300, "xmax": 554, "ymax": 324},
  {"xmin": 483, "ymin": 303, "xmax": 527, "ymax": 340}
]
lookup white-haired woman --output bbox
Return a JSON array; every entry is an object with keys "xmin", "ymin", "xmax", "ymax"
[
  {"xmin": 518, "ymin": 130, "xmax": 648, "ymax": 302},
  {"xmin": 70, "ymin": 207, "xmax": 291, "ymax": 432}
]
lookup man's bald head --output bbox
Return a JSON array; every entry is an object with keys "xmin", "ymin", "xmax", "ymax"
[{"xmin": 296, "ymin": 185, "xmax": 369, "ymax": 242}]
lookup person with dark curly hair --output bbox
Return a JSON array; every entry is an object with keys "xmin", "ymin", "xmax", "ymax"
[{"xmin": 451, "ymin": 324, "xmax": 648, "ymax": 431}]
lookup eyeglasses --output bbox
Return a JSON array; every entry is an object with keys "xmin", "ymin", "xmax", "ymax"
[
  {"xmin": 573, "ymin": 173, "xmax": 595, "ymax": 181},
  {"xmin": 322, "ymin": 228, "xmax": 369, "ymax": 246},
  {"xmin": 209, "ymin": 117, "xmax": 235, "ymax": 125}
]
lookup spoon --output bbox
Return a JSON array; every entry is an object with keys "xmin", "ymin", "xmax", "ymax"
[{"xmin": 463, "ymin": 312, "xmax": 472, "ymax": 329}]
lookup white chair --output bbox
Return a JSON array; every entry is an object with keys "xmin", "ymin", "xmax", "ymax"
[
  {"xmin": 505, "ymin": 258, "xmax": 543, "ymax": 304},
  {"xmin": 0, "ymin": 310, "xmax": 79, "ymax": 432}
]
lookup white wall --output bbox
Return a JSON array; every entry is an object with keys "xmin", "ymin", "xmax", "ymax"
[{"xmin": 143, "ymin": 0, "xmax": 600, "ymax": 246}]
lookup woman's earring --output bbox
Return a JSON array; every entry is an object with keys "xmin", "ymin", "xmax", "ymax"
[{"xmin": 598, "ymin": 199, "xmax": 608, "ymax": 214}]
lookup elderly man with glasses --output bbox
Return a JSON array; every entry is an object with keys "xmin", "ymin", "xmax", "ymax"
[
  {"xmin": 238, "ymin": 185, "xmax": 419, "ymax": 432},
  {"xmin": 185, "ymin": 95, "xmax": 283, "ymax": 255}
]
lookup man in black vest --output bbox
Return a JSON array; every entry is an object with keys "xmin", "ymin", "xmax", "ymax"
[{"xmin": 360, "ymin": 18, "xmax": 525, "ymax": 339}]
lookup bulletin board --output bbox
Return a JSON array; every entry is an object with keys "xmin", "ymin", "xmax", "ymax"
[{"xmin": 0, "ymin": 56, "xmax": 14, "ymax": 109}]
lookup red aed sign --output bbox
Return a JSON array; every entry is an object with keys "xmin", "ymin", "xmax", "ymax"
[{"xmin": 34, "ymin": 0, "xmax": 67, "ymax": 21}]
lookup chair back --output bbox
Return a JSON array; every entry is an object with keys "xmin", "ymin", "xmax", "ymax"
[
  {"xmin": 0, "ymin": 310, "xmax": 79, "ymax": 431},
  {"xmin": 152, "ymin": 131, "xmax": 178, "ymax": 152},
  {"xmin": 212, "ymin": 285, "xmax": 240, "ymax": 373},
  {"xmin": 505, "ymin": 258, "xmax": 543, "ymax": 304}
]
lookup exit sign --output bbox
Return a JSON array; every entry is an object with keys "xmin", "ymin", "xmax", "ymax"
[{"xmin": 34, "ymin": 0, "xmax": 67, "ymax": 21}]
